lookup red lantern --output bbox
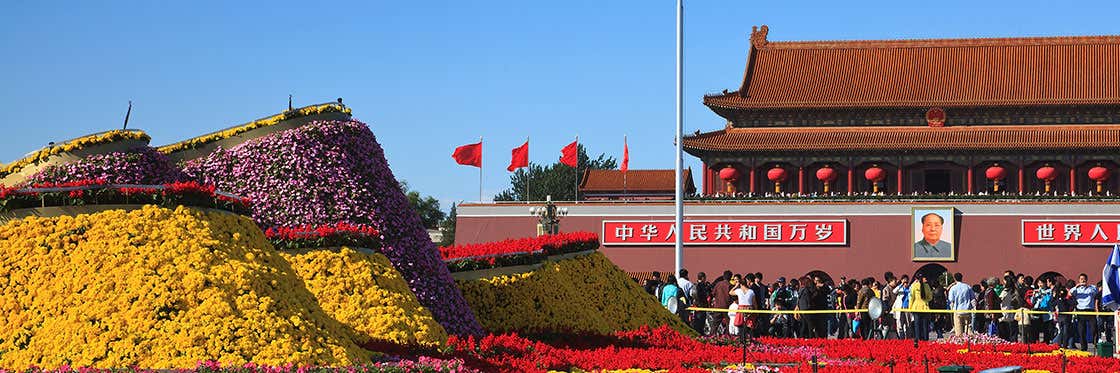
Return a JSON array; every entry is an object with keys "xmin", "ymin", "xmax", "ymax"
[
  {"xmin": 985, "ymin": 165, "xmax": 1006, "ymax": 181},
  {"xmin": 815, "ymin": 167, "xmax": 837, "ymax": 182},
  {"xmin": 864, "ymin": 167, "xmax": 885, "ymax": 182},
  {"xmin": 1089, "ymin": 166, "xmax": 1111, "ymax": 193},
  {"xmin": 718, "ymin": 166, "xmax": 740, "ymax": 182},
  {"xmin": 1036, "ymin": 165, "xmax": 1057, "ymax": 193},
  {"xmin": 767, "ymin": 167, "xmax": 787, "ymax": 193},
  {"xmin": 816, "ymin": 166, "xmax": 837, "ymax": 194},
  {"xmin": 864, "ymin": 166, "xmax": 885, "ymax": 194},
  {"xmin": 718, "ymin": 166, "xmax": 740, "ymax": 194},
  {"xmin": 1089, "ymin": 166, "xmax": 1110, "ymax": 181},
  {"xmin": 1036, "ymin": 166, "xmax": 1057, "ymax": 181}
]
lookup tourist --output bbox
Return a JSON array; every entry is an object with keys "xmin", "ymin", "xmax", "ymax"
[
  {"xmin": 732, "ymin": 273, "xmax": 757, "ymax": 340},
  {"xmin": 856, "ymin": 278, "xmax": 875, "ymax": 339},
  {"xmin": 678, "ymin": 269, "xmax": 695, "ymax": 305},
  {"xmin": 645, "ymin": 271, "xmax": 662, "ymax": 297},
  {"xmin": 893, "ymin": 275, "xmax": 911, "ymax": 339},
  {"xmin": 1071, "ymin": 273, "xmax": 1098, "ymax": 351},
  {"xmin": 661, "ymin": 275, "xmax": 684, "ymax": 316},
  {"xmin": 1054, "ymin": 283, "xmax": 1075, "ymax": 348},
  {"xmin": 910, "ymin": 273, "xmax": 933, "ymax": 341},
  {"xmin": 948, "ymin": 272, "xmax": 975, "ymax": 336},
  {"xmin": 881, "ymin": 274, "xmax": 899, "ymax": 339},
  {"xmin": 1000, "ymin": 274, "xmax": 1023, "ymax": 342},
  {"xmin": 691, "ymin": 272, "xmax": 712, "ymax": 334},
  {"xmin": 981, "ymin": 278, "xmax": 1000, "ymax": 335},
  {"xmin": 709, "ymin": 270, "xmax": 733, "ymax": 336},
  {"xmin": 1027, "ymin": 277, "xmax": 1055, "ymax": 343}
]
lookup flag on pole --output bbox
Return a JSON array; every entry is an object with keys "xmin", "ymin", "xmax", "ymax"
[
  {"xmin": 508, "ymin": 141, "xmax": 528, "ymax": 171},
  {"xmin": 621, "ymin": 138, "xmax": 629, "ymax": 173},
  {"xmin": 1102, "ymin": 244, "xmax": 1120, "ymax": 310},
  {"xmin": 452, "ymin": 142, "xmax": 482, "ymax": 167},
  {"xmin": 560, "ymin": 140, "xmax": 579, "ymax": 168}
]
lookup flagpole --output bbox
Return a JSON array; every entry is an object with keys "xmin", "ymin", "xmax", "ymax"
[
  {"xmin": 673, "ymin": 0, "xmax": 684, "ymax": 277},
  {"xmin": 574, "ymin": 135, "xmax": 580, "ymax": 202},
  {"xmin": 479, "ymin": 136, "xmax": 484, "ymax": 203},
  {"xmin": 623, "ymin": 134, "xmax": 628, "ymax": 200},
  {"xmin": 525, "ymin": 136, "xmax": 530, "ymax": 202}
]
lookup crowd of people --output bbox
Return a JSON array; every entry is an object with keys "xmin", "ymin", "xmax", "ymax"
[{"xmin": 641, "ymin": 269, "xmax": 1115, "ymax": 351}]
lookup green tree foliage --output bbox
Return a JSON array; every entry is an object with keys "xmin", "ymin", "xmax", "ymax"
[
  {"xmin": 494, "ymin": 144, "xmax": 616, "ymax": 202},
  {"xmin": 439, "ymin": 203, "xmax": 457, "ymax": 246},
  {"xmin": 401, "ymin": 181, "xmax": 445, "ymax": 229}
]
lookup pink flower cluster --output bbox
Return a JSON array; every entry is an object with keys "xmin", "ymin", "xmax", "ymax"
[{"xmin": 182, "ymin": 120, "xmax": 482, "ymax": 336}]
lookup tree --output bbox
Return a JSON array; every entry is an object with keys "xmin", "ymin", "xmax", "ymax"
[
  {"xmin": 494, "ymin": 144, "xmax": 616, "ymax": 202},
  {"xmin": 439, "ymin": 203, "xmax": 457, "ymax": 246},
  {"xmin": 401, "ymin": 181, "xmax": 445, "ymax": 229}
]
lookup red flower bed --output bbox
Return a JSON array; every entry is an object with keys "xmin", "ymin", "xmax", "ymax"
[
  {"xmin": 444, "ymin": 325, "xmax": 1120, "ymax": 373},
  {"xmin": 264, "ymin": 222, "xmax": 381, "ymax": 250},
  {"xmin": 438, "ymin": 232, "xmax": 599, "ymax": 272},
  {"xmin": 0, "ymin": 179, "xmax": 251, "ymax": 215}
]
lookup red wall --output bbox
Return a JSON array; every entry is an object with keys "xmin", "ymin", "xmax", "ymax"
[{"xmin": 457, "ymin": 204, "xmax": 1116, "ymax": 283}]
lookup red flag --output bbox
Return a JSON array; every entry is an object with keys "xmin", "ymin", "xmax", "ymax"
[
  {"xmin": 560, "ymin": 140, "xmax": 578, "ymax": 168},
  {"xmin": 452, "ymin": 142, "xmax": 482, "ymax": 168},
  {"xmin": 508, "ymin": 141, "xmax": 528, "ymax": 171},
  {"xmin": 621, "ymin": 141, "xmax": 629, "ymax": 173}
]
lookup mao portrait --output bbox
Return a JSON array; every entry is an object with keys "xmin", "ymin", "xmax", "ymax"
[{"xmin": 912, "ymin": 208, "xmax": 955, "ymax": 261}]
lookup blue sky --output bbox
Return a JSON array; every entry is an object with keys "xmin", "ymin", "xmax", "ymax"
[{"xmin": 3, "ymin": 1, "xmax": 1119, "ymax": 209}]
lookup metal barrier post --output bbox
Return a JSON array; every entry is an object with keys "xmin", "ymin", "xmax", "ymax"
[{"xmin": 811, "ymin": 356, "xmax": 818, "ymax": 373}]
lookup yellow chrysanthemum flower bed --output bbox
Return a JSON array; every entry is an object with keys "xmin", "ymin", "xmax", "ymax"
[
  {"xmin": 280, "ymin": 248, "xmax": 448, "ymax": 349},
  {"xmin": 157, "ymin": 103, "xmax": 351, "ymax": 154},
  {"xmin": 457, "ymin": 252, "xmax": 694, "ymax": 336},
  {"xmin": 0, "ymin": 205, "xmax": 375, "ymax": 369},
  {"xmin": 0, "ymin": 130, "xmax": 150, "ymax": 176}
]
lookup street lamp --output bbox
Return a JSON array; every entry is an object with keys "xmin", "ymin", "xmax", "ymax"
[{"xmin": 529, "ymin": 195, "xmax": 568, "ymax": 236}]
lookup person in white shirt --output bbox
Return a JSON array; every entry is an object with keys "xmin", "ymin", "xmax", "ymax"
[{"xmin": 678, "ymin": 269, "xmax": 695, "ymax": 305}]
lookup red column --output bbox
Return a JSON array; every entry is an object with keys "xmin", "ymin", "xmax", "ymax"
[
  {"xmin": 702, "ymin": 164, "xmax": 711, "ymax": 195},
  {"xmin": 847, "ymin": 168, "xmax": 854, "ymax": 196},
  {"xmin": 798, "ymin": 167, "xmax": 805, "ymax": 195},
  {"xmin": 896, "ymin": 168, "xmax": 903, "ymax": 194},
  {"xmin": 1018, "ymin": 167, "xmax": 1024, "ymax": 193},
  {"xmin": 749, "ymin": 167, "xmax": 756, "ymax": 195},
  {"xmin": 967, "ymin": 167, "xmax": 973, "ymax": 194},
  {"xmin": 1070, "ymin": 168, "xmax": 1076, "ymax": 194}
]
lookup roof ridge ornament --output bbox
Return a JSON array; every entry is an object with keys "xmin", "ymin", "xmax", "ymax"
[{"xmin": 751, "ymin": 25, "xmax": 769, "ymax": 48}]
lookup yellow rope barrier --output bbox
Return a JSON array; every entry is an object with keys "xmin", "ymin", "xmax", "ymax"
[{"xmin": 686, "ymin": 307, "xmax": 1116, "ymax": 316}]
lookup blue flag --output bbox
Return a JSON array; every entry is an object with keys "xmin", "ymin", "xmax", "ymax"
[{"xmin": 1102, "ymin": 244, "xmax": 1120, "ymax": 311}]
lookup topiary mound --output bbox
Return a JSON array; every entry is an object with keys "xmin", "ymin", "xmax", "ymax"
[
  {"xmin": 281, "ymin": 247, "xmax": 448, "ymax": 349},
  {"xmin": 22, "ymin": 146, "xmax": 187, "ymax": 186},
  {"xmin": 0, "ymin": 206, "xmax": 375, "ymax": 369},
  {"xmin": 456, "ymin": 252, "xmax": 694, "ymax": 336},
  {"xmin": 183, "ymin": 120, "xmax": 482, "ymax": 336}
]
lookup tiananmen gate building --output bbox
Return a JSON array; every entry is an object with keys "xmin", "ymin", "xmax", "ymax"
[{"xmin": 456, "ymin": 27, "xmax": 1120, "ymax": 285}]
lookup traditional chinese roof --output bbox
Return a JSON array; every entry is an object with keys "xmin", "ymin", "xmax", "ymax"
[
  {"xmin": 683, "ymin": 124, "xmax": 1120, "ymax": 153},
  {"xmin": 580, "ymin": 169, "xmax": 695, "ymax": 193},
  {"xmin": 704, "ymin": 26, "xmax": 1120, "ymax": 110}
]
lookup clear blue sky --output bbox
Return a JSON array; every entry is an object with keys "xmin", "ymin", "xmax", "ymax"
[{"xmin": 3, "ymin": 1, "xmax": 1119, "ymax": 209}]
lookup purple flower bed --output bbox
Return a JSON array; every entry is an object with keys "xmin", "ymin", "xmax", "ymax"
[
  {"xmin": 183, "ymin": 120, "xmax": 483, "ymax": 336},
  {"xmin": 23, "ymin": 146, "xmax": 188, "ymax": 186}
]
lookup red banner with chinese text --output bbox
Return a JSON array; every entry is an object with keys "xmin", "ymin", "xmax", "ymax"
[
  {"xmin": 601, "ymin": 220, "xmax": 847, "ymax": 245},
  {"xmin": 1022, "ymin": 220, "xmax": 1120, "ymax": 245}
]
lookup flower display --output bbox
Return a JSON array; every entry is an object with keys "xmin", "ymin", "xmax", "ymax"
[
  {"xmin": 440, "ymin": 232, "xmax": 599, "ymax": 272},
  {"xmin": 182, "ymin": 120, "xmax": 482, "ymax": 336},
  {"xmin": 442, "ymin": 324, "xmax": 1120, "ymax": 373},
  {"xmin": 0, "ymin": 180, "xmax": 251, "ymax": 215},
  {"xmin": 455, "ymin": 252, "xmax": 693, "ymax": 336},
  {"xmin": 279, "ymin": 247, "xmax": 448, "ymax": 349},
  {"xmin": 0, "ymin": 358, "xmax": 478, "ymax": 373},
  {"xmin": 266, "ymin": 223, "xmax": 381, "ymax": 250},
  {"xmin": 23, "ymin": 146, "xmax": 187, "ymax": 186},
  {"xmin": 157, "ymin": 103, "xmax": 352, "ymax": 154},
  {"xmin": 1, "ymin": 130, "xmax": 151, "ymax": 176},
  {"xmin": 0, "ymin": 206, "xmax": 375, "ymax": 369}
]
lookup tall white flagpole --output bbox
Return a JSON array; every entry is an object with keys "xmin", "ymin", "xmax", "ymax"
[
  {"xmin": 674, "ymin": 0, "xmax": 685, "ymax": 277},
  {"xmin": 623, "ymin": 134, "xmax": 628, "ymax": 199},
  {"xmin": 525, "ymin": 136, "xmax": 530, "ymax": 202},
  {"xmin": 574, "ymin": 134, "xmax": 580, "ymax": 202},
  {"xmin": 479, "ymin": 136, "xmax": 484, "ymax": 203}
]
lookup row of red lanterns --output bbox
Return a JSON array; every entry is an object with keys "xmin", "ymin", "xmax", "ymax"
[{"xmin": 718, "ymin": 164, "xmax": 1114, "ymax": 193}]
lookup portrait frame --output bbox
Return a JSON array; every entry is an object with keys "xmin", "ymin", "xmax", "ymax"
[{"xmin": 911, "ymin": 207, "xmax": 956, "ymax": 262}]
